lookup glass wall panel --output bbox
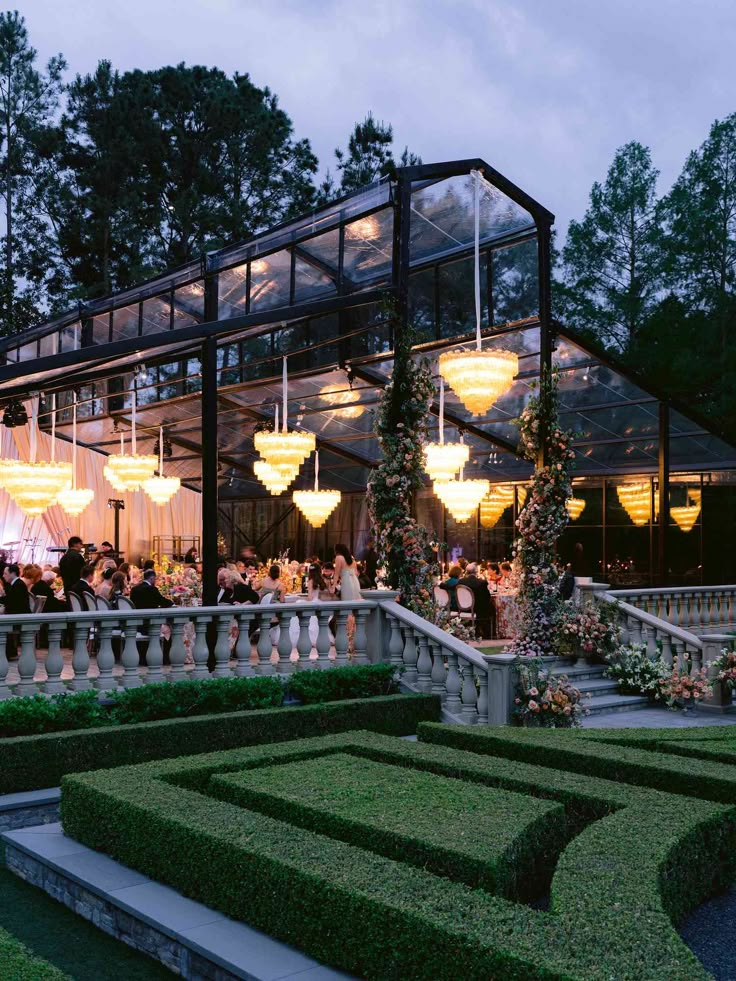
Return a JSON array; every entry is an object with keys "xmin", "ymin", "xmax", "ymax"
[
  {"xmin": 60, "ymin": 322, "xmax": 81, "ymax": 353},
  {"xmin": 408, "ymin": 268, "xmax": 435, "ymax": 343},
  {"xmin": 172, "ymin": 282, "xmax": 205, "ymax": 327},
  {"xmin": 18, "ymin": 341, "xmax": 38, "ymax": 361},
  {"xmin": 141, "ymin": 295, "xmax": 172, "ymax": 335},
  {"xmin": 217, "ymin": 344, "xmax": 241, "ymax": 386},
  {"xmin": 293, "ymin": 254, "xmax": 336, "ymax": 303},
  {"xmin": 438, "ymin": 255, "xmax": 487, "ymax": 338},
  {"xmin": 39, "ymin": 331, "xmax": 59, "ymax": 359},
  {"xmin": 158, "ymin": 361, "xmax": 183, "ymax": 401},
  {"xmin": 91, "ymin": 314, "xmax": 111, "ymax": 345},
  {"xmin": 250, "ymin": 250, "xmax": 291, "ymax": 312},
  {"xmin": 343, "ymin": 208, "xmax": 393, "ymax": 285},
  {"xmin": 297, "ymin": 228, "xmax": 339, "ymax": 281},
  {"xmin": 111, "ymin": 303, "xmax": 140, "ymax": 341},
  {"xmin": 218, "ymin": 263, "xmax": 248, "ymax": 320},
  {"xmin": 492, "ymin": 239, "xmax": 539, "ymax": 323}
]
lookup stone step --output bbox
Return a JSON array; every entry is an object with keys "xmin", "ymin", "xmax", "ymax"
[
  {"xmin": 576, "ymin": 677, "xmax": 621, "ymax": 697},
  {"xmin": 548, "ymin": 662, "xmax": 608, "ymax": 682},
  {"xmin": 585, "ymin": 692, "xmax": 650, "ymax": 716}
]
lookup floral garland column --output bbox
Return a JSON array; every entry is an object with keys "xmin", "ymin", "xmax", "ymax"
[{"xmin": 366, "ymin": 323, "xmax": 437, "ymax": 619}]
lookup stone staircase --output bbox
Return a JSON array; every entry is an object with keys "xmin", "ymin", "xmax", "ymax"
[{"xmin": 547, "ymin": 659, "xmax": 649, "ymax": 717}]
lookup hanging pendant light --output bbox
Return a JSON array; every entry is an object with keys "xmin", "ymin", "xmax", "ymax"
[
  {"xmin": 566, "ymin": 497, "xmax": 586, "ymax": 521},
  {"xmin": 143, "ymin": 425, "xmax": 181, "ymax": 506},
  {"xmin": 104, "ymin": 386, "xmax": 157, "ymax": 491},
  {"xmin": 479, "ymin": 497, "xmax": 507, "ymax": 528},
  {"xmin": 424, "ymin": 376, "xmax": 470, "ymax": 480},
  {"xmin": 671, "ymin": 504, "xmax": 700, "ymax": 533},
  {"xmin": 57, "ymin": 394, "xmax": 94, "ymax": 517},
  {"xmin": 3, "ymin": 396, "xmax": 72, "ymax": 517},
  {"xmin": 438, "ymin": 171, "xmax": 518, "ymax": 415},
  {"xmin": 254, "ymin": 357, "xmax": 315, "ymax": 472},
  {"xmin": 434, "ymin": 467, "xmax": 490, "ymax": 523},
  {"xmin": 293, "ymin": 450, "xmax": 341, "ymax": 528},
  {"xmin": 516, "ymin": 485, "xmax": 528, "ymax": 510},
  {"xmin": 104, "ymin": 431, "xmax": 129, "ymax": 492},
  {"xmin": 254, "ymin": 459, "xmax": 291, "ymax": 495},
  {"xmin": 616, "ymin": 482, "xmax": 653, "ymax": 526}
]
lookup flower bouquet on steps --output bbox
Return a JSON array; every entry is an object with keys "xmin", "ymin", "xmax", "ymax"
[{"xmin": 514, "ymin": 658, "xmax": 589, "ymax": 728}]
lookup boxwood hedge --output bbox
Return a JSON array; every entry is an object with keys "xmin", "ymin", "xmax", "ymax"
[
  {"xmin": 0, "ymin": 694, "xmax": 439, "ymax": 795},
  {"xmin": 60, "ymin": 729, "xmax": 735, "ymax": 980},
  {"xmin": 0, "ymin": 926, "xmax": 70, "ymax": 980}
]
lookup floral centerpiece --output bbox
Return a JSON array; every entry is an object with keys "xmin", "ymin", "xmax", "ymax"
[
  {"xmin": 508, "ymin": 370, "xmax": 576, "ymax": 657},
  {"xmin": 153, "ymin": 555, "xmax": 203, "ymax": 605},
  {"xmin": 366, "ymin": 313, "xmax": 438, "ymax": 619},
  {"xmin": 514, "ymin": 659, "xmax": 588, "ymax": 728},
  {"xmin": 254, "ymin": 551, "xmax": 303, "ymax": 595}
]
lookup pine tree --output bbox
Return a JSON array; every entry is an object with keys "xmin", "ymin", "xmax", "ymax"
[
  {"xmin": 557, "ymin": 142, "xmax": 664, "ymax": 350},
  {"xmin": 334, "ymin": 113, "xmax": 395, "ymax": 192},
  {"xmin": 0, "ymin": 10, "xmax": 65, "ymax": 334}
]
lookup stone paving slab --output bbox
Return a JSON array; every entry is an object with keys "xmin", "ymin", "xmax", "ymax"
[
  {"xmin": 583, "ymin": 707, "xmax": 736, "ymax": 728},
  {"xmin": 2, "ymin": 823, "xmax": 355, "ymax": 981}
]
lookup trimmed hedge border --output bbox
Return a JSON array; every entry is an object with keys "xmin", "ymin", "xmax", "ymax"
[
  {"xmin": 0, "ymin": 926, "xmax": 70, "ymax": 980},
  {"xmin": 0, "ymin": 694, "xmax": 439, "ymax": 795},
  {"xmin": 59, "ymin": 730, "xmax": 735, "ymax": 980}
]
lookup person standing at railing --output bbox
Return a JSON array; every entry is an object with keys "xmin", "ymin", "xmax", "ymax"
[
  {"xmin": 334, "ymin": 544, "xmax": 361, "ymax": 601},
  {"xmin": 59, "ymin": 536, "xmax": 86, "ymax": 604}
]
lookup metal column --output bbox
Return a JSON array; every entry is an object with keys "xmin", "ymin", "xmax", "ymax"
[
  {"xmin": 201, "ymin": 272, "xmax": 220, "ymax": 606},
  {"xmin": 657, "ymin": 401, "xmax": 670, "ymax": 584},
  {"xmin": 536, "ymin": 220, "xmax": 554, "ymax": 468}
]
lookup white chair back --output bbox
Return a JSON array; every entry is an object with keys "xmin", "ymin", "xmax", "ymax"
[
  {"xmin": 83, "ymin": 592, "xmax": 98, "ymax": 612},
  {"xmin": 115, "ymin": 595, "xmax": 135, "ymax": 611},
  {"xmin": 68, "ymin": 592, "xmax": 83, "ymax": 613},
  {"xmin": 96, "ymin": 595, "xmax": 111, "ymax": 610},
  {"xmin": 33, "ymin": 594, "xmax": 47, "ymax": 614},
  {"xmin": 433, "ymin": 586, "xmax": 450, "ymax": 609},
  {"xmin": 259, "ymin": 592, "xmax": 274, "ymax": 605},
  {"xmin": 456, "ymin": 585, "xmax": 475, "ymax": 614}
]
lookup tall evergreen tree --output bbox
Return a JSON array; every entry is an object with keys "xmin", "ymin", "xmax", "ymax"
[
  {"xmin": 557, "ymin": 142, "xmax": 664, "ymax": 350},
  {"xmin": 334, "ymin": 113, "xmax": 421, "ymax": 193},
  {"xmin": 0, "ymin": 10, "xmax": 65, "ymax": 334}
]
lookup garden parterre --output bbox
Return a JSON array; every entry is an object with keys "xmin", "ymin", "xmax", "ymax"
[{"xmin": 60, "ymin": 725, "xmax": 736, "ymax": 981}]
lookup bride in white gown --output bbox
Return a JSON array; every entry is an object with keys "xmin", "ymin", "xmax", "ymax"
[{"xmin": 334, "ymin": 543, "xmax": 361, "ymax": 602}]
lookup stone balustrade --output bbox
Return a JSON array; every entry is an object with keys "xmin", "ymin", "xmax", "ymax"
[{"xmin": 608, "ymin": 585, "xmax": 736, "ymax": 633}]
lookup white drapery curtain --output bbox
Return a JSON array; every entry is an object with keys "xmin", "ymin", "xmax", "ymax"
[{"xmin": 0, "ymin": 424, "xmax": 202, "ymax": 565}]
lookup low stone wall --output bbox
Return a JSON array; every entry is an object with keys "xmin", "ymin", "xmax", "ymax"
[{"xmin": 0, "ymin": 789, "xmax": 60, "ymax": 832}]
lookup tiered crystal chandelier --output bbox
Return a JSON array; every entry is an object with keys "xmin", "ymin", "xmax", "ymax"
[
  {"xmin": 292, "ymin": 451, "xmax": 341, "ymax": 528},
  {"xmin": 671, "ymin": 504, "xmax": 700, "ymax": 533},
  {"xmin": 2, "ymin": 397, "xmax": 72, "ymax": 517},
  {"xmin": 104, "ymin": 387, "xmax": 157, "ymax": 491},
  {"xmin": 438, "ymin": 170, "xmax": 518, "ymax": 416},
  {"xmin": 566, "ymin": 497, "xmax": 586, "ymax": 521},
  {"xmin": 57, "ymin": 394, "xmax": 94, "ymax": 517},
  {"xmin": 478, "ymin": 484, "xmax": 516, "ymax": 528},
  {"xmin": 617, "ymin": 482, "xmax": 653, "ymax": 526},
  {"xmin": 424, "ymin": 376, "xmax": 469, "ymax": 481},
  {"xmin": 254, "ymin": 458, "xmax": 291, "ymax": 495},
  {"xmin": 434, "ymin": 468, "xmax": 490, "ymax": 523},
  {"xmin": 253, "ymin": 358, "xmax": 315, "ymax": 493},
  {"xmin": 143, "ymin": 426, "xmax": 181, "ymax": 506}
]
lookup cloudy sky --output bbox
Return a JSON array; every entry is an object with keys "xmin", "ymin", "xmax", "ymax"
[{"xmin": 22, "ymin": 0, "xmax": 736, "ymax": 235}]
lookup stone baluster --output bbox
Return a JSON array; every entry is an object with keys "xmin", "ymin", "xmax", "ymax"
[
  {"xmin": 474, "ymin": 666, "xmax": 489, "ymax": 724},
  {"xmin": 234, "ymin": 612, "xmax": 255, "ymax": 677},
  {"xmin": 168, "ymin": 617, "xmax": 188, "ymax": 682},
  {"xmin": 121, "ymin": 616, "xmax": 143, "ymax": 688},
  {"xmin": 43, "ymin": 623, "xmax": 65, "ymax": 695},
  {"xmin": 401, "ymin": 626, "xmax": 418, "ymax": 684},
  {"xmin": 682, "ymin": 591, "xmax": 694, "ymax": 629},
  {"xmin": 71, "ymin": 619, "xmax": 92, "ymax": 691},
  {"xmin": 334, "ymin": 611, "xmax": 350, "ymax": 667},
  {"xmin": 690, "ymin": 644, "xmax": 703, "ymax": 674},
  {"xmin": 618, "ymin": 613, "xmax": 630, "ymax": 646},
  {"xmin": 672, "ymin": 638, "xmax": 686, "ymax": 672},
  {"xmin": 144, "ymin": 616, "xmax": 165, "ymax": 685},
  {"xmin": 388, "ymin": 618, "xmax": 404, "ymax": 670},
  {"xmin": 15, "ymin": 623, "xmax": 38, "ymax": 697},
  {"xmin": 353, "ymin": 609, "xmax": 369, "ymax": 666},
  {"xmin": 444, "ymin": 652, "xmax": 462, "ymax": 715},
  {"xmin": 257, "ymin": 611, "xmax": 275, "ymax": 674},
  {"xmin": 212, "ymin": 614, "xmax": 233, "ymax": 678},
  {"xmin": 415, "ymin": 631, "xmax": 433, "ymax": 693},
  {"xmin": 315, "ymin": 610, "xmax": 332, "ymax": 669},
  {"xmin": 646, "ymin": 624, "xmax": 658, "ymax": 660},
  {"xmin": 659, "ymin": 631, "xmax": 673, "ymax": 668},
  {"xmin": 296, "ymin": 610, "xmax": 313, "ymax": 669},
  {"xmin": 0, "ymin": 626, "xmax": 12, "ymax": 700},
  {"xmin": 627, "ymin": 614, "xmax": 643, "ymax": 646},
  {"xmin": 276, "ymin": 611, "xmax": 293, "ymax": 674},
  {"xmin": 95, "ymin": 619, "xmax": 117, "ymax": 691},
  {"xmin": 671, "ymin": 592, "xmax": 683, "ymax": 628},
  {"xmin": 191, "ymin": 616, "xmax": 211, "ymax": 679},
  {"xmin": 460, "ymin": 663, "xmax": 478, "ymax": 724},
  {"xmin": 430, "ymin": 641, "xmax": 447, "ymax": 699}
]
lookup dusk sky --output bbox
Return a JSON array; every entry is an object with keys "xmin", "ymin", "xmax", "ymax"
[{"xmin": 23, "ymin": 0, "xmax": 736, "ymax": 235}]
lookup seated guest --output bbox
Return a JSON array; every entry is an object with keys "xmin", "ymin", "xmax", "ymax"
[
  {"xmin": 142, "ymin": 559, "xmax": 156, "ymax": 572},
  {"xmin": 458, "ymin": 562, "xmax": 494, "ymax": 639},
  {"xmin": 259, "ymin": 564, "xmax": 284, "ymax": 601},
  {"xmin": 130, "ymin": 569, "xmax": 174, "ymax": 610},
  {"xmin": 32, "ymin": 569, "xmax": 65, "ymax": 614},
  {"xmin": 117, "ymin": 562, "xmax": 132, "ymax": 582},
  {"xmin": 216, "ymin": 568, "xmax": 233, "ymax": 604},
  {"xmin": 440, "ymin": 564, "xmax": 462, "ymax": 612},
  {"xmin": 184, "ymin": 547, "xmax": 199, "ymax": 564},
  {"xmin": 487, "ymin": 561, "xmax": 501, "ymax": 584},
  {"xmin": 109, "ymin": 572, "xmax": 128, "ymax": 608},
  {"xmin": 96, "ymin": 567, "xmax": 116, "ymax": 601},
  {"xmin": 307, "ymin": 564, "xmax": 333, "ymax": 602},
  {"xmin": 71, "ymin": 564, "xmax": 96, "ymax": 602},
  {"xmin": 218, "ymin": 569, "xmax": 258, "ymax": 605},
  {"xmin": 2, "ymin": 564, "xmax": 30, "ymax": 616},
  {"xmin": 457, "ymin": 556, "xmax": 469, "ymax": 574},
  {"xmin": 22, "ymin": 563, "xmax": 42, "ymax": 591}
]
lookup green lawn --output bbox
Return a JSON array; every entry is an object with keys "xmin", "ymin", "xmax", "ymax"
[{"xmin": 0, "ymin": 847, "xmax": 170, "ymax": 981}]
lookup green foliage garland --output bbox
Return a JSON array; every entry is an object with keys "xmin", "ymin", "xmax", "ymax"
[{"xmin": 366, "ymin": 319, "xmax": 437, "ymax": 617}]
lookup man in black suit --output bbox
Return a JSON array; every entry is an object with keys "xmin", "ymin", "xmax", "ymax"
[
  {"xmin": 2, "ymin": 564, "xmax": 30, "ymax": 616},
  {"xmin": 217, "ymin": 569, "xmax": 259, "ymax": 605},
  {"xmin": 71, "ymin": 564, "xmax": 96, "ymax": 603},
  {"xmin": 458, "ymin": 562, "xmax": 495, "ymax": 640},
  {"xmin": 59, "ymin": 536, "xmax": 86, "ymax": 602},
  {"xmin": 130, "ymin": 570, "xmax": 174, "ymax": 610}
]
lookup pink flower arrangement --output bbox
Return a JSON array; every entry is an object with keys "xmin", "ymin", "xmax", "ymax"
[
  {"xmin": 658, "ymin": 664, "xmax": 712, "ymax": 709},
  {"xmin": 515, "ymin": 660, "xmax": 589, "ymax": 728}
]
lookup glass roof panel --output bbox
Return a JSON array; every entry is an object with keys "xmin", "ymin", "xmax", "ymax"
[
  {"xmin": 249, "ymin": 250, "xmax": 291, "ymax": 312},
  {"xmin": 343, "ymin": 208, "xmax": 394, "ymax": 285}
]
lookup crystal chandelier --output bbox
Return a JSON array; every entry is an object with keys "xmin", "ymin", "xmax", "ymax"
[
  {"xmin": 517, "ymin": 486, "xmax": 528, "ymax": 510},
  {"xmin": 424, "ymin": 376, "xmax": 470, "ymax": 480},
  {"xmin": 434, "ymin": 470, "xmax": 490, "ymax": 523},
  {"xmin": 254, "ymin": 458, "xmax": 291, "ymax": 495},
  {"xmin": 671, "ymin": 504, "xmax": 700, "ymax": 533},
  {"xmin": 292, "ymin": 451, "xmax": 341, "ymax": 528},
  {"xmin": 104, "ymin": 387, "xmax": 157, "ymax": 491},
  {"xmin": 319, "ymin": 381, "xmax": 364, "ymax": 418},
  {"xmin": 617, "ymin": 482, "xmax": 653, "ymax": 526},
  {"xmin": 2, "ymin": 396, "xmax": 72, "ymax": 517},
  {"xmin": 479, "ymin": 497, "xmax": 507, "ymax": 528},
  {"xmin": 253, "ymin": 358, "xmax": 315, "ymax": 475},
  {"xmin": 566, "ymin": 497, "xmax": 586, "ymax": 521},
  {"xmin": 143, "ymin": 426, "xmax": 181, "ymax": 506},
  {"xmin": 438, "ymin": 171, "xmax": 518, "ymax": 416},
  {"xmin": 57, "ymin": 394, "xmax": 94, "ymax": 517}
]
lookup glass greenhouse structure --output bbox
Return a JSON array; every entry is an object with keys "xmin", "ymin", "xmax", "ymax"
[{"xmin": 1, "ymin": 158, "xmax": 735, "ymax": 596}]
